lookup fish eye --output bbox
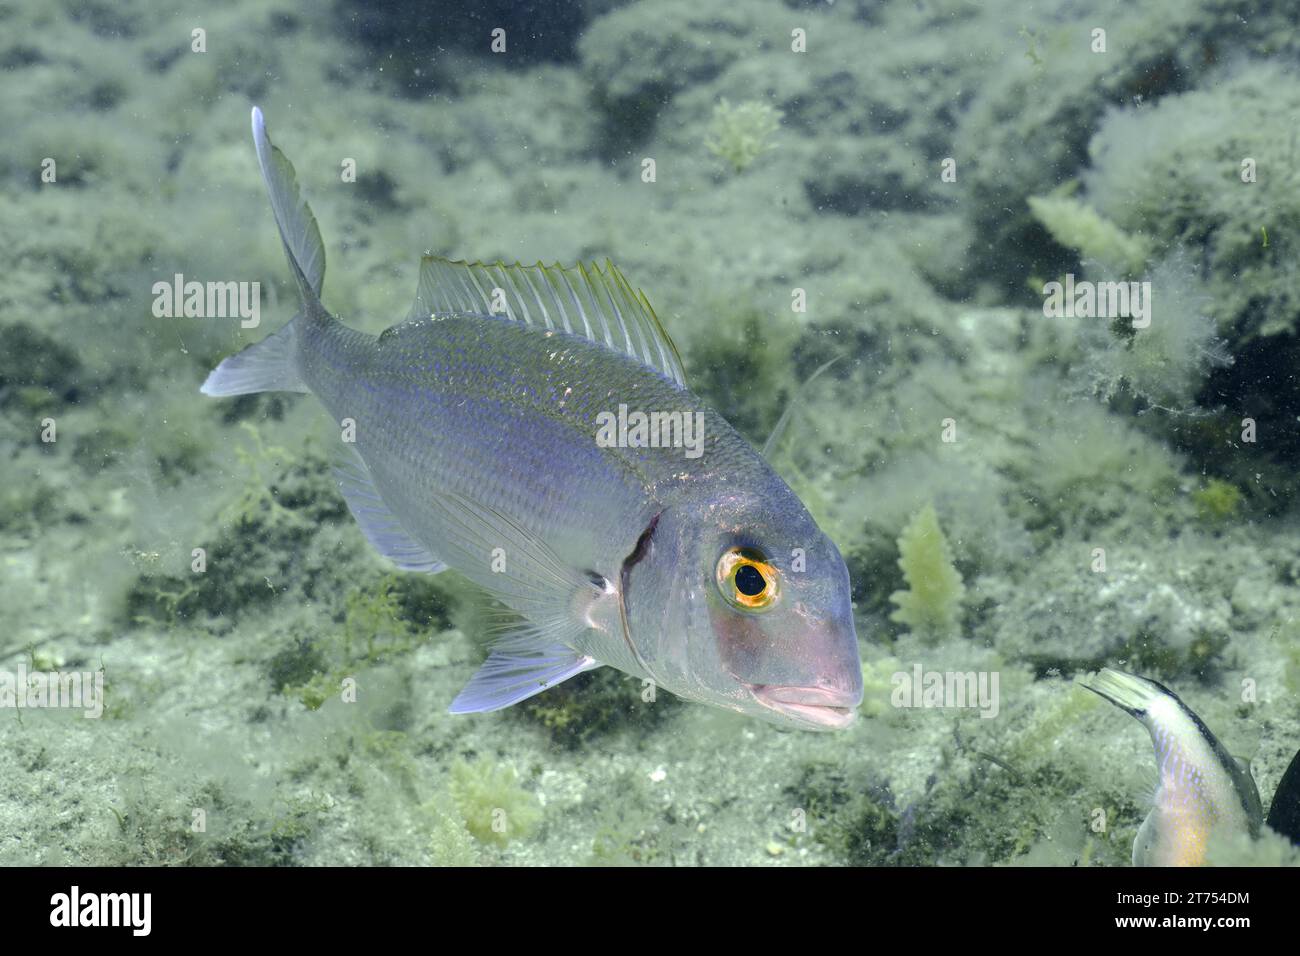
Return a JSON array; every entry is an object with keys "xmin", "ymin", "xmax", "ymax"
[
  {"xmin": 735, "ymin": 564, "xmax": 765, "ymax": 596},
  {"xmin": 716, "ymin": 547, "xmax": 779, "ymax": 611}
]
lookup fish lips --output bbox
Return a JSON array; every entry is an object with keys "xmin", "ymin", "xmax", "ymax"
[{"xmin": 747, "ymin": 683, "xmax": 860, "ymax": 731}]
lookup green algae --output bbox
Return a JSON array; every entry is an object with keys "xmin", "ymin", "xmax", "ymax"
[
  {"xmin": 449, "ymin": 757, "xmax": 541, "ymax": 846},
  {"xmin": 1027, "ymin": 193, "xmax": 1151, "ymax": 277},
  {"xmin": 889, "ymin": 505, "xmax": 965, "ymax": 643},
  {"xmin": 1193, "ymin": 478, "xmax": 1245, "ymax": 524},
  {"xmin": 705, "ymin": 99, "xmax": 782, "ymax": 174},
  {"xmin": 274, "ymin": 573, "xmax": 456, "ymax": 711}
]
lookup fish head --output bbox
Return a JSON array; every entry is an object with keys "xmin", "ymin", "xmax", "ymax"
[{"xmin": 622, "ymin": 485, "xmax": 863, "ymax": 731}]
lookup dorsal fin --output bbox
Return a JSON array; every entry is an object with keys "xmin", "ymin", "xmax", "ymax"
[{"xmin": 405, "ymin": 257, "xmax": 686, "ymax": 386}]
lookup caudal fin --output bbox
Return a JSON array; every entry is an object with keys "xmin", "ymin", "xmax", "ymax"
[
  {"xmin": 201, "ymin": 107, "xmax": 328, "ymax": 398},
  {"xmin": 200, "ymin": 319, "xmax": 307, "ymax": 396},
  {"xmin": 1080, "ymin": 667, "xmax": 1169, "ymax": 717},
  {"xmin": 250, "ymin": 106, "xmax": 326, "ymax": 307}
]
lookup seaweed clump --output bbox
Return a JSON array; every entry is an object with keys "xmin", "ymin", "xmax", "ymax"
[
  {"xmin": 449, "ymin": 757, "xmax": 541, "ymax": 847},
  {"xmin": 784, "ymin": 761, "xmax": 901, "ymax": 865},
  {"xmin": 1192, "ymin": 478, "xmax": 1243, "ymax": 524},
  {"xmin": 1027, "ymin": 193, "xmax": 1150, "ymax": 276},
  {"xmin": 0, "ymin": 322, "xmax": 86, "ymax": 413},
  {"xmin": 683, "ymin": 298, "xmax": 799, "ymax": 444},
  {"xmin": 889, "ymin": 504, "xmax": 965, "ymax": 642},
  {"xmin": 122, "ymin": 443, "xmax": 353, "ymax": 627},
  {"xmin": 272, "ymin": 573, "xmax": 455, "ymax": 711},
  {"xmin": 578, "ymin": 0, "xmax": 768, "ymax": 154},
  {"xmin": 1083, "ymin": 66, "xmax": 1300, "ymax": 345},
  {"xmin": 514, "ymin": 667, "xmax": 681, "ymax": 750},
  {"xmin": 705, "ymin": 98, "xmax": 782, "ymax": 173}
]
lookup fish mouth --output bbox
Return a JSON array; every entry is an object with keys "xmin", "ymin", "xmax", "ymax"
[{"xmin": 749, "ymin": 684, "xmax": 858, "ymax": 730}]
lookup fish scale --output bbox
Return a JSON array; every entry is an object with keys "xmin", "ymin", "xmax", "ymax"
[{"xmin": 323, "ymin": 317, "xmax": 701, "ymax": 567}]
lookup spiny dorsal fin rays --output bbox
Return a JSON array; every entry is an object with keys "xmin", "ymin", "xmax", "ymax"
[
  {"xmin": 250, "ymin": 106, "xmax": 326, "ymax": 306},
  {"xmin": 404, "ymin": 256, "xmax": 686, "ymax": 387}
]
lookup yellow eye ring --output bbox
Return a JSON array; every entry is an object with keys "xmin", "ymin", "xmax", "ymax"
[{"xmin": 716, "ymin": 548, "xmax": 780, "ymax": 611}]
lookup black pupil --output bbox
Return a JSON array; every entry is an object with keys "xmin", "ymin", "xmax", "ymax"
[{"xmin": 735, "ymin": 564, "xmax": 766, "ymax": 596}]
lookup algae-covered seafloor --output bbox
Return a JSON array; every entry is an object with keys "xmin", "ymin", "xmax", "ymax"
[{"xmin": 2, "ymin": 0, "xmax": 1300, "ymax": 866}]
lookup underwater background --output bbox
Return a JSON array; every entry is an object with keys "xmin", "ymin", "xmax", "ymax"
[{"xmin": 3, "ymin": 0, "xmax": 1300, "ymax": 866}]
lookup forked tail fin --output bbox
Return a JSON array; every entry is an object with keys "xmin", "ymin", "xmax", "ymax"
[
  {"xmin": 249, "ymin": 106, "xmax": 326, "ymax": 308},
  {"xmin": 201, "ymin": 106, "xmax": 328, "ymax": 397},
  {"xmin": 200, "ymin": 318, "xmax": 307, "ymax": 396}
]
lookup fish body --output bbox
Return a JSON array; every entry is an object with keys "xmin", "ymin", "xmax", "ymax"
[
  {"xmin": 1082, "ymin": 667, "xmax": 1262, "ymax": 866},
  {"xmin": 201, "ymin": 107, "xmax": 863, "ymax": 730}
]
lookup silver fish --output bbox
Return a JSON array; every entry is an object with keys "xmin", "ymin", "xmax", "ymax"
[
  {"xmin": 201, "ymin": 107, "xmax": 863, "ymax": 731},
  {"xmin": 1081, "ymin": 667, "xmax": 1262, "ymax": 865}
]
